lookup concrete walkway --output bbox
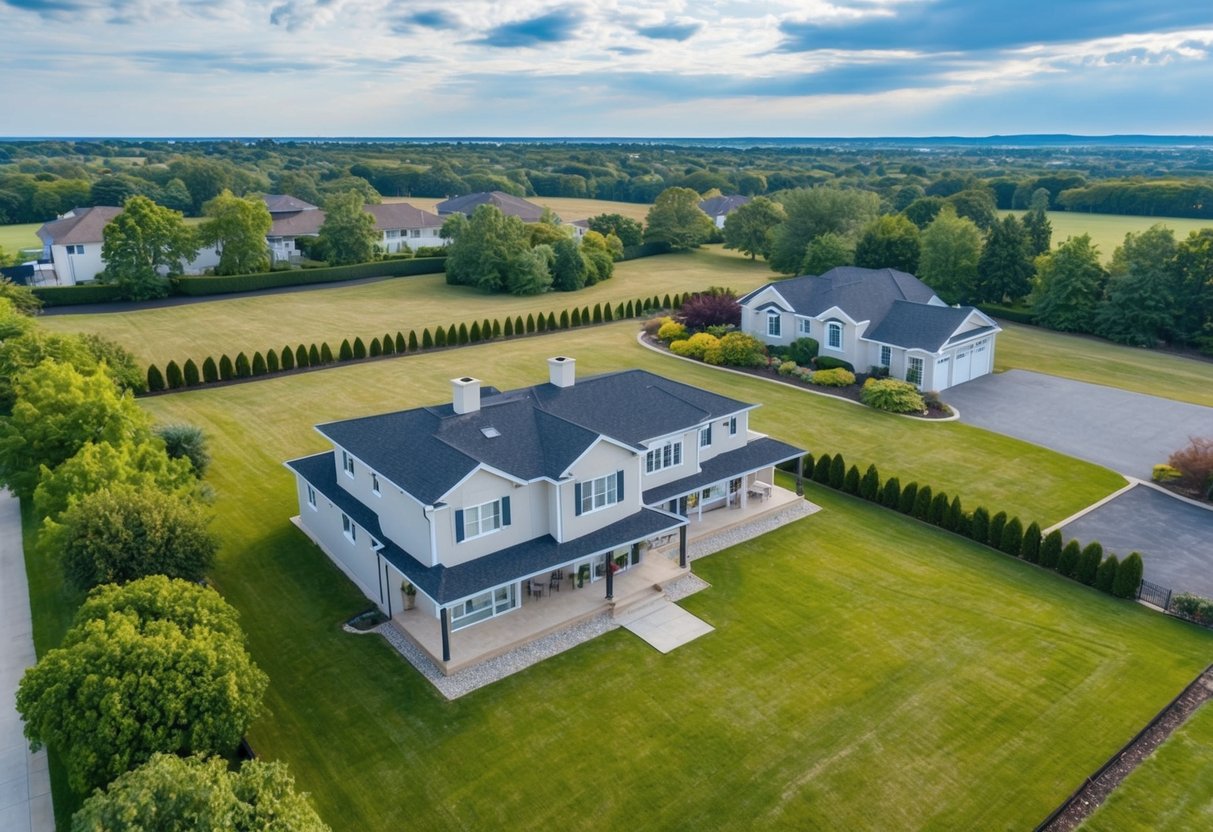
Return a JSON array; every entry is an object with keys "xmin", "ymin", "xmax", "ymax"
[
  {"xmin": 619, "ymin": 598, "xmax": 715, "ymax": 653},
  {"xmin": 0, "ymin": 491, "xmax": 54, "ymax": 832}
]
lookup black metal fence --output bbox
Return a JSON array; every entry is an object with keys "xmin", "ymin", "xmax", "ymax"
[{"xmin": 1138, "ymin": 580, "xmax": 1173, "ymax": 610}]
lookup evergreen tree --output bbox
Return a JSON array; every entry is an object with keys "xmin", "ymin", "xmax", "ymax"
[
  {"xmin": 1113, "ymin": 552, "xmax": 1143, "ymax": 598},
  {"xmin": 504, "ymin": 317, "xmax": 515, "ymax": 337},
  {"xmin": 183, "ymin": 359, "xmax": 200, "ymax": 386},
  {"xmin": 560, "ymin": 310, "xmax": 571, "ymax": 329},
  {"xmin": 307, "ymin": 344, "xmax": 320, "ymax": 365},
  {"xmin": 353, "ymin": 337, "xmax": 367, "ymax": 358},
  {"xmin": 234, "ymin": 352, "xmax": 251, "ymax": 377},
  {"xmin": 988, "ymin": 511, "xmax": 1007, "ymax": 548},
  {"xmin": 422, "ymin": 329, "xmax": 434, "ymax": 349},
  {"xmin": 457, "ymin": 323, "xmax": 469, "ymax": 345},
  {"xmin": 369, "ymin": 337, "xmax": 382, "ymax": 357},
  {"xmin": 880, "ymin": 476, "xmax": 901, "ymax": 509},
  {"xmin": 854, "ymin": 213, "xmax": 921, "ymax": 273},
  {"xmin": 1096, "ymin": 225, "xmax": 1180, "ymax": 346},
  {"xmin": 163, "ymin": 361, "xmax": 183, "ymax": 389},
  {"xmin": 219, "ymin": 355, "xmax": 234, "ymax": 380},
  {"xmin": 408, "ymin": 330, "xmax": 419, "ymax": 351},
  {"xmin": 918, "ymin": 205, "xmax": 983, "ymax": 304},
  {"xmin": 1057, "ymin": 540, "xmax": 1082, "ymax": 578},
  {"xmin": 1095, "ymin": 554, "xmax": 1119, "ymax": 594},
  {"xmin": 999, "ymin": 517, "xmax": 1024, "ymax": 556},
  {"xmin": 1023, "ymin": 207, "xmax": 1052, "ymax": 256},
  {"xmin": 929, "ymin": 492, "xmax": 949, "ymax": 526},
  {"xmin": 546, "ymin": 312, "xmax": 557, "ymax": 329},
  {"xmin": 319, "ymin": 343, "xmax": 333, "ymax": 363},
  {"xmin": 1031, "ymin": 234, "xmax": 1107, "ymax": 332},
  {"xmin": 912, "ymin": 484, "xmax": 933, "ymax": 520},
  {"xmin": 976, "ymin": 214, "xmax": 1034, "ymax": 303},
  {"xmin": 433, "ymin": 327, "xmax": 446, "ymax": 348},
  {"xmin": 813, "ymin": 453, "xmax": 832, "ymax": 484},
  {"xmin": 266, "ymin": 349, "xmax": 279, "ymax": 372},
  {"xmin": 282, "ymin": 347, "xmax": 296, "ymax": 371},
  {"xmin": 898, "ymin": 482, "xmax": 918, "ymax": 514},
  {"xmin": 396, "ymin": 331, "xmax": 407, "ymax": 352},
  {"xmin": 251, "ymin": 352, "xmax": 267, "ymax": 376},
  {"xmin": 1040, "ymin": 530, "xmax": 1063, "ymax": 569},
  {"xmin": 829, "ymin": 453, "xmax": 846, "ymax": 489},
  {"xmin": 469, "ymin": 321, "xmax": 482, "ymax": 342},
  {"xmin": 447, "ymin": 324, "xmax": 458, "ymax": 344},
  {"xmin": 945, "ymin": 495, "xmax": 964, "ymax": 533},
  {"xmin": 295, "ymin": 345, "xmax": 308, "ymax": 368},
  {"xmin": 859, "ymin": 464, "xmax": 880, "ymax": 501},
  {"xmin": 1020, "ymin": 521, "xmax": 1042, "ymax": 563},
  {"xmin": 202, "ymin": 356, "xmax": 219, "ymax": 383},
  {"xmin": 843, "ymin": 465, "xmax": 860, "ymax": 495},
  {"xmin": 147, "ymin": 364, "xmax": 165, "ymax": 392},
  {"xmin": 339, "ymin": 339, "xmax": 353, "ymax": 361},
  {"xmin": 969, "ymin": 507, "xmax": 990, "ymax": 543},
  {"xmin": 1077, "ymin": 542, "xmax": 1103, "ymax": 585}
]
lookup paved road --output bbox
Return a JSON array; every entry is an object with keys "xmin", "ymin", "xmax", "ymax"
[
  {"xmin": 1060, "ymin": 484, "xmax": 1213, "ymax": 598},
  {"xmin": 946, "ymin": 370, "xmax": 1213, "ymax": 477},
  {"xmin": 0, "ymin": 491, "xmax": 54, "ymax": 832}
]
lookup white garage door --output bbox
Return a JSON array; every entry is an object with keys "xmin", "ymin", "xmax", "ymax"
[
  {"xmin": 952, "ymin": 348, "xmax": 973, "ymax": 386},
  {"xmin": 972, "ymin": 339, "xmax": 991, "ymax": 376}
]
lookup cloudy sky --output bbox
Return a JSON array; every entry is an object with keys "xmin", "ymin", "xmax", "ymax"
[{"xmin": 3, "ymin": 0, "xmax": 1212, "ymax": 137}]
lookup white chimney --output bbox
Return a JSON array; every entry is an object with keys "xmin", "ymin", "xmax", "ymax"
[
  {"xmin": 451, "ymin": 377, "xmax": 481, "ymax": 414},
  {"xmin": 548, "ymin": 356, "xmax": 575, "ymax": 388}
]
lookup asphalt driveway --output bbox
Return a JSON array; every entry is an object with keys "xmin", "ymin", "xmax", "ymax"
[
  {"xmin": 945, "ymin": 370, "xmax": 1213, "ymax": 477},
  {"xmin": 1060, "ymin": 485, "xmax": 1213, "ymax": 598}
]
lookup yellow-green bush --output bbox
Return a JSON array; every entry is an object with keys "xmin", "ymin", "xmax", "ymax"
[
  {"xmin": 657, "ymin": 319, "xmax": 689, "ymax": 342},
  {"xmin": 861, "ymin": 377, "xmax": 926, "ymax": 412},
  {"xmin": 703, "ymin": 346, "xmax": 724, "ymax": 365},
  {"xmin": 777, "ymin": 360, "xmax": 799, "ymax": 376},
  {"xmin": 811, "ymin": 368, "xmax": 856, "ymax": 387},
  {"xmin": 670, "ymin": 332, "xmax": 720, "ymax": 359},
  {"xmin": 1151, "ymin": 463, "xmax": 1182, "ymax": 483},
  {"xmin": 718, "ymin": 332, "xmax": 766, "ymax": 367}
]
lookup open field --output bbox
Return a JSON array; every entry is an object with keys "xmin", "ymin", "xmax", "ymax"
[
  {"xmin": 0, "ymin": 221, "xmax": 41, "ymax": 255},
  {"xmin": 999, "ymin": 210, "xmax": 1211, "ymax": 260},
  {"xmin": 1080, "ymin": 699, "xmax": 1213, "ymax": 831},
  {"xmin": 994, "ymin": 322, "xmax": 1213, "ymax": 407},
  {"xmin": 26, "ymin": 328, "xmax": 1205, "ymax": 827},
  {"xmin": 386, "ymin": 195, "xmax": 652, "ymax": 223},
  {"xmin": 39, "ymin": 247, "xmax": 770, "ymax": 365}
]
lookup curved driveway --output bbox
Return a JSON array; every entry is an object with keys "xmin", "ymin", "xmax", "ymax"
[{"xmin": 945, "ymin": 370, "xmax": 1213, "ymax": 478}]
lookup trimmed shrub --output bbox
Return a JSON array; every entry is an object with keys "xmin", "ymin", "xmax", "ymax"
[
  {"xmin": 559, "ymin": 310, "xmax": 571, "ymax": 329},
  {"xmin": 219, "ymin": 355, "xmax": 234, "ymax": 380},
  {"xmin": 913, "ymin": 484, "xmax": 933, "ymax": 520},
  {"xmin": 859, "ymin": 464, "xmax": 880, "ymax": 501},
  {"xmin": 861, "ymin": 378, "xmax": 926, "ymax": 413},
  {"xmin": 604, "ymin": 303, "xmax": 614, "ymax": 322},
  {"xmin": 396, "ymin": 332, "xmax": 407, "ymax": 352},
  {"xmin": 945, "ymin": 496, "xmax": 964, "ymax": 533},
  {"xmin": 880, "ymin": 476, "xmax": 901, "ymax": 509},
  {"xmin": 829, "ymin": 454, "xmax": 846, "ymax": 490},
  {"xmin": 719, "ymin": 332, "xmax": 766, "ymax": 367},
  {"xmin": 1113, "ymin": 552, "xmax": 1143, "ymax": 598},
  {"xmin": 380, "ymin": 333, "xmax": 394, "ymax": 355},
  {"xmin": 999, "ymin": 517, "xmax": 1024, "ymax": 556},
  {"xmin": 1040, "ymin": 530, "xmax": 1063, "ymax": 569},
  {"xmin": 30, "ymin": 283, "xmax": 125, "ymax": 306},
  {"xmin": 485, "ymin": 319, "xmax": 495, "ymax": 339},
  {"xmin": 1057, "ymin": 540, "xmax": 1081, "ymax": 578},
  {"xmin": 662, "ymin": 293, "xmax": 672, "ymax": 309},
  {"xmin": 671, "ymin": 333, "xmax": 721, "ymax": 359},
  {"xmin": 988, "ymin": 511, "xmax": 1007, "ymax": 549},
  {"xmin": 183, "ymin": 359, "xmax": 200, "ymax": 386},
  {"xmin": 593, "ymin": 304, "xmax": 603, "ymax": 323},
  {"xmin": 434, "ymin": 327, "xmax": 447, "ymax": 348},
  {"xmin": 353, "ymin": 337, "xmax": 367, "ymax": 358},
  {"xmin": 813, "ymin": 453, "xmax": 832, "ymax": 484},
  {"xmin": 1171, "ymin": 592, "xmax": 1213, "ymax": 624},
  {"xmin": 625, "ymin": 300, "xmax": 635, "ymax": 318},
  {"xmin": 174, "ymin": 256, "xmax": 446, "ymax": 295},
  {"xmin": 1020, "ymin": 521, "xmax": 1042, "ymax": 563},
  {"xmin": 408, "ymin": 330, "xmax": 419, "ymax": 351},
  {"xmin": 658, "ymin": 319, "xmax": 689, "ymax": 342},
  {"xmin": 251, "ymin": 352, "xmax": 267, "ymax": 376},
  {"xmin": 504, "ymin": 317, "xmax": 515, "ymax": 337},
  {"xmin": 1077, "ymin": 542, "xmax": 1103, "ymax": 585},
  {"xmin": 369, "ymin": 338, "xmax": 382, "ymax": 357},
  {"xmin": 537, "ymin": 313, "xmax": 548, "ymax": 333},
  {"xmin": 422, "ymin": 329, "xmax": 434, "ymax": 349},
  {"xmin": 929, "ymin": 492, "xmax": 949, "ymax": 526},
  {"xmin": 280, "ymin": 347, "xmax": 294, "ymax": 371},
  {"xmin": 234, "ymin": 352, "xmax": 251, "ymax": 378},
  {"xmin": 308, "ymin": 344, "xmax": 321, "ymax": 365},
  {"xmin": 545, "ymin": 312, "xmax": 557, "ymax": 330},
  {"xmin": 514, "ymin": 316, "xmax": 525, "ymax": 335},
  {"xmin": 294, "ymin": 345, "xmax": 307, "ymax": 368},
  {"xmin": 571, "ymin": 308, "xmax": 582, "ymax": 327},
  {"xmin": 785, "ymin": 337, "xmax": 819, "ymax": 365},
  {"xmin": 164, "ymin": 361, "xmax": 183, "ymax": 389},
  {"xmin": 811, "ymin": 368, "xmax": 856, "ymax": 387},
  {"xmin": 446, "ymin": 324, "xmax": 458, "ymax": 344},
  {"xmin": 457, "ymin": 323, "xmax": 468, "ymax": 345},
  {"xmin": 320, "ymin": 343, "xmax": 333, "ymax": 363},
  {"xmin": 526, "ymin": 313, "xmax": 537, "ymax": 333},
  {"xmin": 1095, "ymin": 555, "xmax": 1119, "ymax": 594},
  {"xmin": 339, "ymin": 339, "xmax": 354, "ymax": 361},
  {"xmin": 1152, "ymin": 464, "xmax": 1182, "ymax": 483},
  {"xmin": 843, "ymin": 465, "xmax": 860, "ymax": 495},
  {"xmin": 146, "ymin": 364, "xmax": 165, "ymax": 392},
  {"xmin": 266, "ymin": 349, "xmax": 279, "ymax": 372},
  {"xmin": 815, "ymin": 355, "xmax": 855, "ymax": 372},
  {"xmin": 469, "ymin": 321, "xmax": 482, "ymax": 343},
  {"xmin": 970, "ymin": 507, "xmax": 990, "ymax": 544},
  {"xmin": 202, "ymin": 357, "xmax": 218, "ymax": 383},
  {"xmin": 899, "ymin": 482, "xmax": 918, "ymax": 514}
]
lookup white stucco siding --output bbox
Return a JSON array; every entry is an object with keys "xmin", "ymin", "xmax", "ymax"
[
  {"xmin": 640, "ymin": 427, "xmax": 700, "ymax": 490},
  {"xmin": 381, "ymin": 228, "xmax": 445, "ymax": 253},
  {"xmin": 741, "ymin": 287, "xmax": 794, "ymax": 347},
  {"xmin": 376, "ymin": 487, "xmax": 433, "ymax": 565},
  {"xmin": 437, "ymin": 469, "xmax": 540, "ymax": 568},
  {"xmin": 293, "ymin": 474, "xmax": 385, "ymax": 611},
  {"xmin": 181, "ymin": 245, "xmax": 222, "ymax": 275},
  {"xmin": 696, "ymin": 411, "xmax": 749, "ymax": 463},
  {"xmin": 50, "ymin": 244, "xmax": 105, "ymax": 284},
  {"xmin": 560, "ymin": 441, "xmax": 640, "ymax": 541}
]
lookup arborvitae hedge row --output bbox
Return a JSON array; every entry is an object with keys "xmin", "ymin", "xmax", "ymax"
[
  {"xmin": 147, "ymin": 364, "xmax": 165, "ymax": 392},
  {"xmin": 1040, "ymin": 530, "xmax": 1063, "ymax": 569},
  {"xmin": 252, "ymin": 352, "xmax": 268, "ymax": 376},
  {"xmin": 203, "ymin": 357, "xmax": 218, "ymax": 383},
  {"xmin": 183, "ymin": 359, "xmax": 200, "ymax": 386},
  {"xmin": 1057, "ymin": 540, "xmax": 1081, "ymax": 578},
  {"xmin": 843, "ymin": 465, "xmax": 860, "ymax": 495},
  {"xmin": 219, "ymin": 355, "xmax": 235, "ymax": 380},
  {"xmin": 1077, "ymin": 542, "xmax": 1103, "ymax": 585}
]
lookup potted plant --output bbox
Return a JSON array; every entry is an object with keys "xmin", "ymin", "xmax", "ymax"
[
  {"xmin": 577, "ymin": 564, "xmax": 590, "ymax": 588},
  {"xmin": 402, "ymin": 581, "xmax": 416, "ymax": 610}
]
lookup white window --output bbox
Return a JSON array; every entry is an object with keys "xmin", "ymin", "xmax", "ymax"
[
  {"xmin": 306, "ymin": 484, "xmax": 317, "ymax": 509},
  {"xmin": 342, "ymin": 450, "xmax": 355, "ymax": 478},
  {"xmin": 410, "ymin": 229, "xmax": 422, "ymax": 238},
  {"xmin": 579, "ymin": 473, "xmax": 619, "ymax": 515},
  {"xmin": 907, "ymin": 356, "xmax": 924, "ymax": 386},
  {"xmin": 827, "ymin": 322, "xmax": 843, "ymax": 350},
  {"xmin": 645, "ymin": 439, "xmax": 683, "ymax": 473},
  {"xmin": 450, "ymin": 584, "xmax": 517, "ymax": 631},
  {"xmin": 728, "ymin": 416, "xmax": 738, "ymax": 436},
  {"xmin": 463, "ymin": 500, "xmax": 502, "ymax": 539},
  {"xmin": 797, "ymin": 318, "xmax": 811, "ymax": 336},
  {"xmin": 371, "ymin": 473, "xmax": 380, "ymax": 495},
  {"xmin": 766, "ymin": 311, "xmax": 781, "ymax": 338},
  {"xmin": 880, "ymin": 345, "xmax": 891, "ymax": 367},
  {"xmin": 342, "ymin": 513, "xmax": 356, "ymax": 543},
  {"xmin": 700, "ymin": 424, "xmax": 712, "ymax": 447}
]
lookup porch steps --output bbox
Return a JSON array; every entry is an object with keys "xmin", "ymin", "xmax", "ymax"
[{"xmin": 612, "ymin": 591, "xmax": 668, "ymax": 625}]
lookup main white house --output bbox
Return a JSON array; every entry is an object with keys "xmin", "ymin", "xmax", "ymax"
[
  {"xmin": 740, "ymin": 267, "xmax": 1001, "ymax": 391},
  {"xmin": 286, "ymin": 358, "xmax": 804, "ymax": 673}
]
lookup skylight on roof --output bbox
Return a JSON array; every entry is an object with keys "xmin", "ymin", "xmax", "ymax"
[{"xmin": 481, "ymin": 427, "xmax": 501, "ymax": 438}]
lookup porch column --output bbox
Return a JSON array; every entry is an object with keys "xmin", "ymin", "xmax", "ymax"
[
  {"xmin": 440, "ymin": 607, "xmax": 451, "ymax": 663},
  {"xmin": 679, "ymin": 525, "xmax": 688, "ymax": 568},
  {"xmin": 796, "ymin": 455, "xmax": 805, "ymax": 496},
  {"xmin": 605, "ymin": 554, "xmax": 614, "ymax": 600}
]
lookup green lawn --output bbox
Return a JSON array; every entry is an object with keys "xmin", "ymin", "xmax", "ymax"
[
  {"xmin": 1080, "ymin": 699, "xmax": 1213, "ymax": 831},
  {"xmin": 39, "ymin": 247, "xmax": 770, "ymax": 366},
  {"xmin": 0, "ymin": 222, "xmax": 42, "ymax": 255},
  {"xmin": 994, "ymin": 321, "xmax": 1213, "ymax": 407},
  {"xmin": 999, "ymin": 210, "xmax": 1210, "ymax": 260}
]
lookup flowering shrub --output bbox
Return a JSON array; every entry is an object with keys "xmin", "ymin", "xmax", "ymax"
[
  {"xmin": 657, "ymin": 319, "xmax": 689, "ymax": 342},
  {"xmin": 678, "ymin": 289, "xmax": 741, "ymax": 330},
  {"xmin": 811, "ymin": 368, "xmax": 856, "ymax": 387},
  {"xmin": 860, "ymin": 378, "xmax": 926, "ymax": 413},
  {"xmin": 777, "ymin": 360, "xmax": 799, "ymax": 376},
  {"xmin": 670, "ymin": 332, "xmax": 721, "ymax": 359}
]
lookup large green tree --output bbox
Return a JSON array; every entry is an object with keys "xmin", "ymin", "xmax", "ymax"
[
  {"xmin": 1023, "ymin": 206, "xmax": 1052, "ymax": 256},
  {"xmin": 918, "ymin": 206, "xmax": 983, "ymax": 304},
  {"xmin": 550, "ymin": 237, "xmax": 587, "ymax": 291},
  {"xmin": 976, "ymin": 214, "xmax": 1034, "ymax": 303},
  {"xmin": 853, "ymin": 213, "xmax": 921, "ymax": 273},
  {"xmin": 444, "ymin": 204, "xmax": 547, "ymax": 294},
  {"xmin": 72, "ymin": 753, "xmax": 330, "ymax": 832},
  {"xmin": 316, "ymin": 190, "xmax": 378, "ymax": 266},
  {"xmin": 643, "ymin": 187, "xmax": 715, "ymax": 250},
  {"xmin": 768, "ymin": 187, "xmax": 881, "ymax": 273},
  {"xmin": 100, "ymin": 195, "xmax": 198, "ymax": 300},
  {"xmin": 198, "ymin": 189, "xmax": 272, "ymax": 275},
  {"xmin": 16, "ymin": 576, "xmax": 267, "ymax": 792},
  {"xmin": 56, "ymin": 486, "xmax": 218, "ymax": 590},
  {"xmin": 0, "ymin": 361, "xmax": 151, "ymax": 498},
  {"xmin": 800, "ymin": 232, "xmax": 854, "ymax": 275},
  {"xmin": 586, "ymin": 213, "xmax": 643, "ymax": 247},
  {"xmin": 1097, "ymin": 224, "xmax": 1180, "ymax": 346},
  {"xmin": 1174, "ymin": 228, "xmax": 1213, "ymax": 351},
  {"xmin": 1031, "ymin": 234, "xmax": 1107, "ymax": 332},
  {"xmin": 945, "ymin": 188, "xmax": 998, "ymax": 230},
  {"xmin": 722, "ymin": 196, "xmax": 786, "ymax": 260}
]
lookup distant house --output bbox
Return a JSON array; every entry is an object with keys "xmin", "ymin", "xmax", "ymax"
[
  {"xmin": 698, "ymin": 195, "xmax": 751, "ymax": 229},
  {"xmin": 34, "ymin": 205, "xmax": 219, "ymax": 285},
  {"xmin": 436, "ymin": 191, "xmax": 550, "ymax": 224},
  {"xmin": 263, "ymin": 196, "xmax": 445, "ymax": 264},
  {"xmin": 286, "ymin": 357, "xmax": 805, "ymax": 673},
  {"xmin": 569, "ymin": 218, "xmax": 591, "ymax": 239},
  {"xmin": 740, "ymin": 267, "xmax": 1001, "ymax": 391}
]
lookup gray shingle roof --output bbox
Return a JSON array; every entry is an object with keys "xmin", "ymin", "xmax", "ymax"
[
  {"xmin": 642, "ymin": 437, "xmax": 805, "ymax": 505},
  {"xmin": 286, "ymin": 452, "xmax": 684, "ymax": 603},
  {"xmin": 36, "ymin": 206, "xmax": 122, "ymax": 246},
  {"xmin": 742, "ymin": 267, "xmax": 940, "ymax": 325},
  {"xmin": 435, "ymin": 191, "xmax": 548, "ymax": 222},
  {"xmin": 865, "ymin": 301, "xmax": 983, "ymax": 351},
  {"xmin": 314, "ymin": 369, "xmax": 756, "ymax": 506},
  {"xmin": 698, "ymin": 194, "xmax": 751, "ymax": 218},
  {"xmin": 262, "ymin": 194, "xmax": 319, "ymax": 214},
  {"xmin": 268, "ymin": 201, "xmax": 443, "ymax": 238}
]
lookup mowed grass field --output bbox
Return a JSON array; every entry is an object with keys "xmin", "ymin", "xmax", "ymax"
[
  {"xmin": 386, "ymin": 195, "xmax": 651, "ymax": 223},
  {"xmin": 999, "ymin": 210, "xmax": 1211, "ymax": 260},
  {"xmin": 40, "ymin": 246, "xmax": 770, "ymax": 366},
  {"xmin": 1080, "ymin": 700, "xmax": 1213, "ymax": 831},
  {"xmin": 0, "ymin": 221, "xmax": 42, "ymax": 254},
  {"xmin": 994, "ymin": 322, "xmax": 1213, "ymax": 407}
]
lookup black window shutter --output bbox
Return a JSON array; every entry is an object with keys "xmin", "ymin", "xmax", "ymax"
[
  {"xmin": 616, "ymin": 470, "xmax": 624, "ymax": 502},
  {"xmin": 501, "ymin": 496, "xmax": 511, "ymax": 526},
  {"xmin": 574, "ymin": 482, "xmax": 583, "ymax": 516},
  {"xmin": 455, "ymin": 509, "xmax": 465, "ymax": 542}
]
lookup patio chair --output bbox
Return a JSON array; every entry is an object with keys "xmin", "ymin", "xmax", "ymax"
[
  {"xmin": 549, "ymin": 570, "xmax": 563, "ymax": 591},
  {"xmin": 528, "ymin": 579, "xmax": 546, "ymax": 598}
]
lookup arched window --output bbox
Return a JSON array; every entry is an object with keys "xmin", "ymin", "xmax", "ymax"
[{"xmin": 827, "ymin": 321, "xmax": 843, "ymax": 350}]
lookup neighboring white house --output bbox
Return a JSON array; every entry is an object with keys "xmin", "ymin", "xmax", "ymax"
[
  {"xmin": 264, "ymin": 196, "xmax": 445, "ymax": 264},
  {"xmin": 286, "ymin": 357, "xmax": 804, "ymax": 673},
  {"xmin": 34, "ymin": 205, "xmax": 220, "ymax": 285},
  {"xmin": 436, "ymin": 191, "xmax": 550, "ymax": 223},
  {"xmin": 699, "ymin": 194, "xmax": 751, "ymax": 229},
  {"xmin": 740, "ymin": 267, "xmax": 1001, "ymax": 391}
]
